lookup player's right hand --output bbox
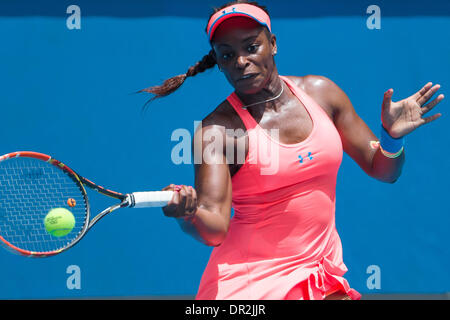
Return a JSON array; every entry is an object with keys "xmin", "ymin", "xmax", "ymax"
[{"xmin": 161, "ymin": 184, "xmax": 198, "ymax": 219}]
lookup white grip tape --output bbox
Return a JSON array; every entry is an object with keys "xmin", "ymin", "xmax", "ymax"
[{"xmin": 131, "ymin": 191, "xmax": 174, "ymax": 208}]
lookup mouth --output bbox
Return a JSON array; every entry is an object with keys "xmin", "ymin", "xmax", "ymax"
[{"xmin": 237, "ymin": 73, "xmax": 258, "ymax": 82}]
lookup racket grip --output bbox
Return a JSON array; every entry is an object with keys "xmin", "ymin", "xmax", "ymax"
[{"xmin": 128, "ymin": 191, "xmax": 174, "ymax": 208}]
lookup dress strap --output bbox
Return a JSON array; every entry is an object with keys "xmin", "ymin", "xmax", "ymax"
[{"xmin": 226, "ymin": 92, "xmax": 258, "ymax": 131}]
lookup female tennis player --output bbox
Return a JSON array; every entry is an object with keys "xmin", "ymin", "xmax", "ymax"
[{"xmin": 142, "ymin": 1, "xmax": 444, "ymax": 300}]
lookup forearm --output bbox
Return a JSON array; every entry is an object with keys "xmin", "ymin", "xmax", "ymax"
[
  {"xmin": 371, "ymin": 145, "xmax": 405, "ymax": 183},
  {"xmin": 176, "ymin": 206, "xmax": 229, "ymax": 247}
]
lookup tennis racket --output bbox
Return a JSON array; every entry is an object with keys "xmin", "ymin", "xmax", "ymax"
[{"xmin": 0, "ymin": 151, "xmax": 173, "ymax": 258}]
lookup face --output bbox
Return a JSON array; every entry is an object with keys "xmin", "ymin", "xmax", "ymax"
[{"xmin": 211, "ymin": 17, "xmax": 277, "ymax": 95}]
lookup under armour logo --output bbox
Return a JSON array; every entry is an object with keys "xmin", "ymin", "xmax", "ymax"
[
  {"xmin": 223, "ymin": 7, "xmax": 237, "ymax": 15},
  {"xmin": 298, "ymin": 152, "xmax": 313, "ymax": 164}
]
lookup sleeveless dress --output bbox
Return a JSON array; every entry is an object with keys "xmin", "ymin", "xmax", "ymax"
[{"xmin": 195, "ymin": 75, "xmax": 361, "ymax": 300}]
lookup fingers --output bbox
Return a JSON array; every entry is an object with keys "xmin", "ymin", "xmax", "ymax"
[
  {"xmin": 190, "ymin": 186, "xmax": 198, "ymax": 216},
  {"xmin": 162, "ymin": 186, "xmax": 180, "ymax": 217},
  {"xmin": 413, "ymin": 82, "xmax": 433, "ymax": 101},
  {"xmin": 420, "ymin": 113, "xmax": 442, "ymax": 126},
  {"xmin": 180, "ymin": 185, "xmax": 198, "ymax": 216},
  {"xmin": 421, "ymin": 93, "xmax": 445, "ymax": 115},
  {"xmin": 381, "ymin": 89, "xmax": 393, "ymax": 112},
  {"xmin": 417, "ymin": 83, "xmax": 444, "ymax": 127},
  {"xmin": 162, "ymin": 184, "xmax": 175, "ymax": 191},
  {"xmin": 417, "ymin": 83, "xmax": 442, "ymax": 106},
  {"xmin": 162, "ymin": 184, "xmax": 197, "ymax": 218}
]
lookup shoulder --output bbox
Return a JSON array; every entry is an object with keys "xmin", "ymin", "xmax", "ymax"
[
  {"xmin": 285, "ymin": 75, "xmax": 350, "ymax": 121},
  {"xmin": 193, "ymin": 98, "xmax": 245, "ymax": 141},
  {"xmin": 199, "ymin": 98, "xmax": 243, "ymax": 129}
]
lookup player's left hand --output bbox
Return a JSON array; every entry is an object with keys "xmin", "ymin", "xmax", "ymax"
[{"xmin": 381, "ymin": 82, "xmax": 445, "ymax": 138}]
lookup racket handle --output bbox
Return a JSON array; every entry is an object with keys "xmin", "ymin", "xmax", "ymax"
[{"xmin": 128, "ymin": 191, "xmax": 174, "ymax": 208}]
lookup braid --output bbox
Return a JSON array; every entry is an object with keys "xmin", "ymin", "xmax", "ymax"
[
  {"xmin": 186, "ymin": 51, "xmax": 217, "ymax": 77},
  {"xmin": 139, "ymin": 50, "xmax": 216, "ymax": 111},
  {"xmin": 139, "ymin": 1, "xmax": 269, "ymax": 112}
]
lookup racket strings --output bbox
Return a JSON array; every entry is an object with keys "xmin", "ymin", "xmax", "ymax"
[{"xmin": 0, "ymin": 157, "xmax": 88, "ymax": 254}]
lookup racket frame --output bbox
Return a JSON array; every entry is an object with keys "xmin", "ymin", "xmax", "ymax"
[{"xmin": 0, "ymin": 151, "xmax": 129, "ymax": 257}]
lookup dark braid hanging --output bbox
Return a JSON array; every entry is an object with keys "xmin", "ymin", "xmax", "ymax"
[{"xmin": 138, "ymin": 1, "xmax": 269, "ymax": 111}]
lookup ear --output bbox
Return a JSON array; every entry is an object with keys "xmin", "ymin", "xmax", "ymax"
[
  {"xmin": 211, "ymin": 49, "xmax": 217, "ymax": 60},
  {"xmin": 270, "ymin": 34, "xmax": 277, "ymax": 56},
  {"xmin": 210, "ymin": 49, "xmax": 222, "ymax": 71}
]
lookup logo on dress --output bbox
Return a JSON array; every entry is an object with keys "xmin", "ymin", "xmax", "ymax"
[{"xmin": 298, "ymin": 152, "xmax": 313, "ymax": 164}]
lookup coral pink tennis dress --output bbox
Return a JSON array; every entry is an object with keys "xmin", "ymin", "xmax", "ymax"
[{"xmin": 196, "ymin": 76, "xmax": 361, "ymax": 300}]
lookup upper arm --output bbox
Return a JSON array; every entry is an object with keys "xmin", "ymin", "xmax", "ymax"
[
  {"xmin": 192, "ymin": 121, "xmax": 233, "ymax": 226},
  {"xmin": 304, "ymin": 75, "xmax": 379, "ymax": 176}
]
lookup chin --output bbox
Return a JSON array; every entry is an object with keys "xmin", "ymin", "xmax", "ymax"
[{"xmin": 234, "ymin": 80, "xmax": 263, "ymax": 95}]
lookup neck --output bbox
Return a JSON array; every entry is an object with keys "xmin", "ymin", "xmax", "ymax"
[{"xmin": 235, "ymin": 71, "xmax": 286, "ymax": 112}]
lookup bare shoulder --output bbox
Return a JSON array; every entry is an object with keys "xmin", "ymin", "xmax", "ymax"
[
  {"xmin": 197, "ymin": 99, "xmax": 243, "ymax": 131},
  {"xmin": 285, "ymin": 75, "xmax": 348, "ymax": 121},
  {"xmin": 193, "ymin": 99, "xmax": 245, "ymax": 145},
  {"xmin": 286, "ymin": 74, "xmax": 339, "ymax": 95},
  {"xmin": 192, "ymin": 99, "xmax": 247, "ymax": 176}
]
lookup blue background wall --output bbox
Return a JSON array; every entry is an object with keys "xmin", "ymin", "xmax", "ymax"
[{"xmin": 0, "ymin": 0, "xmax": 449, "ymax": 298}]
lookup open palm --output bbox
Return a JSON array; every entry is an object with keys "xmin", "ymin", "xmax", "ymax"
[{"xmin": 381, "ymin": 83, "xmax": 444, "ymax": 138}]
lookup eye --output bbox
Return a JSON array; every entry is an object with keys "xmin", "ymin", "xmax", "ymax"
[
  {"xmin": 222, "ymin": 52, "xmax": 234, "ymax": 60},
  {"xmin": 247, "ymin": 44, "xmax": 258, "ymax": 53}
]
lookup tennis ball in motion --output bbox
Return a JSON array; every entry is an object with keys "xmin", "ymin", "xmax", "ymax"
[{"xmin": 44, "ymin": 208, "xmax": 75, "ymax": 237}]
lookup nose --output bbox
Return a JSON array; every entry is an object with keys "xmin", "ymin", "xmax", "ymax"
[{"xmin": 235, "ymin": 55, "xmax": 249, "ymax": 69}]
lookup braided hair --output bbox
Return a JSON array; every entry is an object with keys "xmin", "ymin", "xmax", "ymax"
[{"xmin": 138, "ymin": 1, "xmax": 270, "ymax": 111}]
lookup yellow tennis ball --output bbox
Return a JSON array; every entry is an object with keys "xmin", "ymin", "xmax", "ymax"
[{"xmin": 44, "ymin": 208, "xmax": 75, "ymax": 237}]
